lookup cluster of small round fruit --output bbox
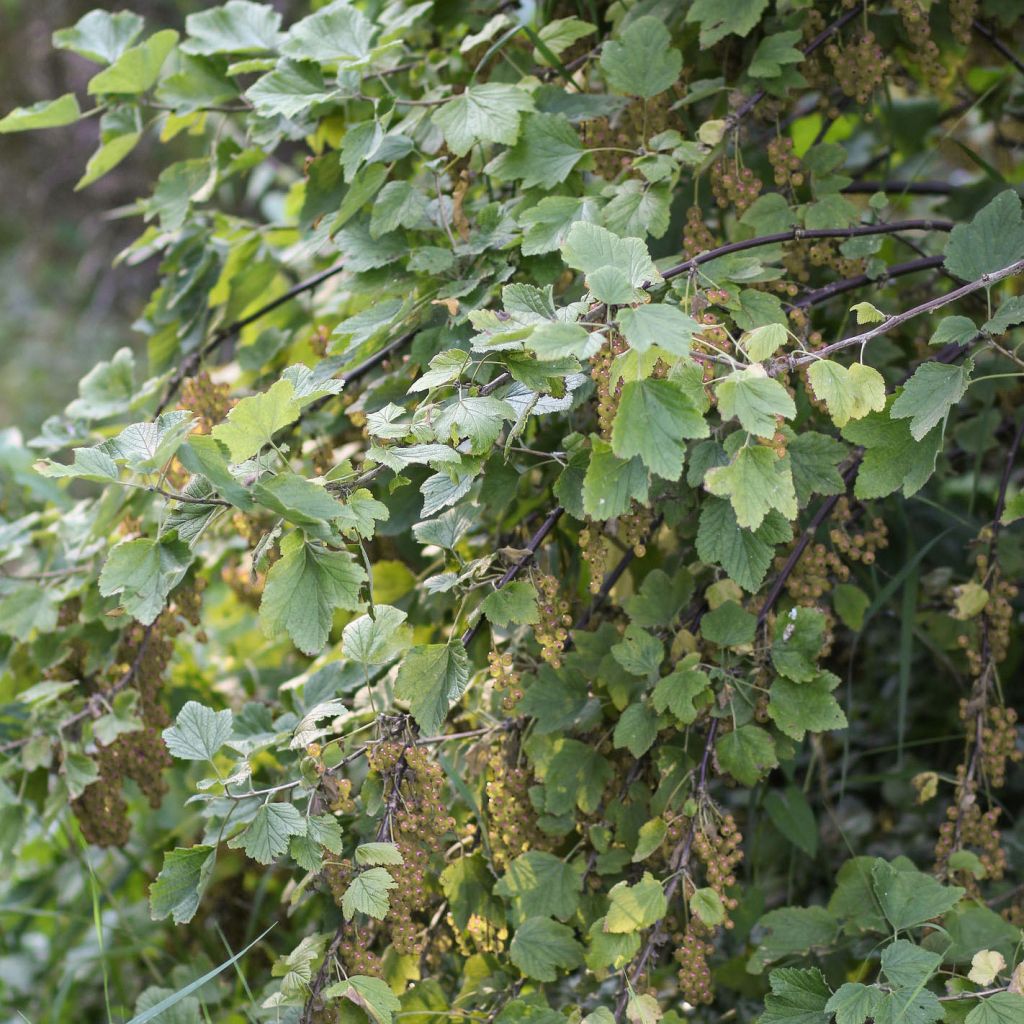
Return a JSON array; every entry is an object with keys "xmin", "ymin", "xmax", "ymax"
[
  {"xmin": 579, "ymin": 522, "xmax": 610, "ymax": 594},
  {"xmin": 682, "ymin": 205, "xmax": 718, "ymax": 260},
  {"xmin": 767, "ymin": 136, "xmax": 804, "ymax": 190},
  {"xmin": 979, "ymin": 704, "xmax": 1021, "ymax": 788},
  {"xmin": 487, "ymin": 649, "xmax": 524, "ymax": 712},
  {"xmin": 178, "ymin": 370, "xmax": 232, "ymax": 434},
  {"xmin": 894, "ymin": 0, "xmax": 945, "ymax": 89},
  {"xmin": 829, "ymin": 498, "xmax": 890, "ymax": 568},
  {"xmin": 935, "ymin": 792, "xmax": 1007, "ymax": 886},
  {"xmin": 675, "ymin": 921, "xmax": 715, "ymax": 1005},
  {"xmin": 693, "ymin": 814, "xmax": 743, "ymax": 926},
  {"xmin": 710, "ymin": 159, "xmax": 763, "ymax": 214},
  {"xmin": 534, "ymin": 573, "xmax": 572, "ymax": 668},
  {"xmin": 619, "ymin": 503, "xmax": 655, "ymax": 559},
  {"xmin": 949, "ymin": 0, "xmax": 979, "ymax": 45},
  {"xmin": 485, "ymin": 739, "xmax": 545, "ymax": 870},
  {"xmin": 826, "ymin": 34, "xmax": 888, "ymax": 106}
]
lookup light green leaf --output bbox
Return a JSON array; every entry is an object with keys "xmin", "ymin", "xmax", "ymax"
[
  {"xmin": 611, "ymin": 378, "xmax": 708, "ymax": 480},
  {"xmin": 354, "ymin": 842, "xmax": 404, "ymax": 867},
  {"xmin": 87, "ymin": 29, "xmax": 179, "ymax": 95},
  {"xmin": 211, "ymin": 378, "xmax": 302, "ymax": 462},
  {"xmin": 826, "ymin": 984, "xmax": 885, "ymax": 1024},
  {"xmin": 633, "ymin": 818, "xmax": 667, "ymax": 862},
  {"xmin": 227, "ymin": 802, "xmax": 306, "ymax": 864},
  {"xmin": 149, "ymin": 846, "xmax": 216, "ymax": 924},
  {"xmin": 691, "ymin": 888, "xmax": 726, "ymax": 927},
  {"xmin": 561, "ymin": 222, "xmax": 662, "ymax": 302},
  {"xmin": 0, "ymin": 94, "xmax": 82, "ymax": 134},
  {"xmin": 871, "ymin": 861, "xmax": 965, "ymax": 932},
  {"xmin": 788, "ymin": 431, "xmax": 846, "ymax": 507},
  {"xmin": 53, "ymin": 10, "xmax": 145, "ymax": 63},
  {"xmin": 245, "ymin": 59, "xmax": 337, "ymax": 119},
  {"xmin": 842, "ymin": 400, "xmax": 943, "ymax": 499},
  {"xmin": 342, "ymin": 866, "xmax": 396, "ymax": 920},
  {"xmin": 965, "ymin": 994, "xmax": 1024, "ymax": 1024},
  {"xmin": 432, "ymin": 84, "xmax": 535, "ymax": 157},
  {"xmin": 509, "ymin": 916, "xmax": 584, "ymax": 982},
  {"xmin": 616, "ymin": 303, "xmax": 698, "ymax": 356},
  {"xmin": 251, "ymin": 473, "xmax": 346, "ymax": 535},
  {"xmin": 280, "ymin": 2, "xmax": 376, "ymax": 64},
  {"xmin": 744, "ymin": 323, "xmax": 789, "ymax": 361},
  {"xmin": 600, "ymin": 17, "xmax": 682, "ymax": 98},
  {"xmin": 602, "ymin": 179, "xmax": 672, "ymax": 239},
  {"xmin": 716, "ymin": 724, "xmax": 778, "ymax": 785},
  {"xmin": 259, "ymin": 533, "xmax": 366, "ymax": 655},
  {"xmin": 717, "ymin": 365, "xmax": 796, "ymax": 438},
  {"xmin": 944, "ymin": 189, "xmax": 1024, "ymax": 281},
  {"xmin": 66, "ymin": 346, "xmax": 135, "ymax": 419},
  {"xmin": 696, "ymin": 499, "xmax": 792, "ymax": 593},
  {"xmin": 613, "ymin": 702, "xmax": 659, "ymax": 757},
  {"xmin": 769, "ymin": 672, "xmax": 848, "ymax": 742},
  {"xmin": 582, "ymin": 437, "xmax": 650, "ymax": 519},
  {"xmin": 342, "ymin": 605, "xmax": 412, "ymax": 665},
  {"xmin": 324, "ymin": 975, "xmax": 401, "ymax": 1024},
  {"xmin": 488, "ymin": 112, "xmax": 584, "ymax": 189},
  {"xmin": 162, "ymin": 701, "xmax": 233, "ymax": 761},
  {"xmin": 983, "ymin": 295, "xmax": 1024, "ymax": 335},
  {"xmin": 76, "ymin": 132, "xmax": 141, "ymax": 190},
  {"xmin": 806, "ymin": 360, "xmax": 886, "ymax": 428},
  {"xmin": 705, "ymin": 446, "xmax": 797, "ymax": 531},
  {"xmin": 760, "ymin": 967, "xmax": 831, "ymax": 1024},
  {"xmin": 533, "ymin": 18, "xmax": 595, "ymax": 63},
  {"xmin": 605, "ymin": 873, "xmax": 667, "ymax": 933},
  {"xmin": 687, "ymin": 0, "xmax": 770, "ymax": 47},
  {"xmin": 701, "ymin": 600, "xmax": 757, "ymax": 647},
  {"xmin": 850, "ymin": 301, "xmax": 886, "ymax": 324},
  {"xmin": 394, "ymin": 643, "xmax": 471, "ymax": 735},
  {"xmin": 182, "ymin": 1, "xmax": 281, "ymax": 55},
  {"xmin": 0, "ymin": 585, "xmax": 60, "ymax": 639},
  {"xmin": 891, "ymin": 359, "xmax": 973, "ymax": 440},
  {"xmin": 495, "ymin": 850, "xmax": 582, "ymax": 922},
  {"xmin": 652, "ymin": 662, "xmax": 710, "ymax": 725},
  {"xmin": 98, "ymin": 537, "xmax": 192, "ymax": 625},
  {"xmin": 481, "ymin": 581, "xmax": 539, "ymax": 627}
]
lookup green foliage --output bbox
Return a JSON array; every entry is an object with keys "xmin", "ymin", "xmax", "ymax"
[{"xmin": 2, "ymin": 4, "xmax": 1024, "ymax": 1024}]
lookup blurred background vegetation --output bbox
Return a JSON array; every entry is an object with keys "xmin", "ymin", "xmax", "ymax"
[{"xmin": 0, "ymin": 0, "xmax": 311, "ymax": 434}]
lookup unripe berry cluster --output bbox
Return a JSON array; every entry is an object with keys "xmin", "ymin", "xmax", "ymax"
[
  {"xmin": 826, "ymin": 34, "xmax": 888, "ymax": 106},
  {"xmin": 682, "ymin": 205, "xmax": 717, "ymax": 260},
  {"xmin": 675, "ymin": 922, "xmax": 714, "ymax": 1005},
  {"xmin": 590, "ymin": 337, "xmax": 627, "ymax": 438},
  {"xmin": 487, "ymin": 649, "xmax": 523, "ymax": 713},
  {"xmin": 534, "ymin": 573, "xmax": 572, "ymax": 668},
  {"xmin": 935, "ymin": 792, "xmax": 1007, "ymax": 887},
  {"xmin": 579, "ymin": 522, "xmax": 610, "ymax": 594},
  {"xmin": 619, "ymin": 503, "xmax": 654, "ymax": 559},
  {"xmin": 980, "ymin": 705, "xmax": 1021, "ymax": 788},
  {"xmin": 485, "ymin": 739, "xmax": 545, "ymax": 870},
  {"xmin": 710, "ymin": 159, "xmax": 763, "ymax": 214},
  {"xmin": 829, "ymin": 498, "xmax": 890, "ymax": 568},
  {"xmin": 693, "ymin": 814, "xmax": 743, "ymax": 927},
  {"xmin": 767, "ymin": 136, "xmax": 804, "ymax": 190},
  {"xmin": 178, "ymin": 371, "xmax": 232, "ymax": 434},
  {"xmin": 950, "ymin": 0, "xmax": 979, "ymax": 45},
  {"xmin": 339, "ymin": 928, "xmax": 383, "ymax": 977},
  {"xmin": 895, "ymin": 0, "xmax": 945, "ymax": 89}
]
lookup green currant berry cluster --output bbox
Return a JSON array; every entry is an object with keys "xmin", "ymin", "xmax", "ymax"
[
  {"xmin": 339, "ymin": 927, "xmax": 383, "ymax": 977},
  {"xmin": 829, "ymin": 498, "xmax": 890, "ymax": 568},
  {"xmin": 710, "ymin": 159, "xmax": 762, "ymax": 214},
  {"xmin": 534, "ymin": 573, "xmax": 572, "ymax": 668},
  {"xmin": 485, "ymin": 739, "xmax": 545, "ymax": 870},
  {"xmin": 579, "ymin": 522, "xmax": 610, "ymax": 594},
  {"xmin": 935, "ymin": 789, "xmax": 1007, "ymax": 886},
  {"xmin": 178, "ymin": 371, "xmax": 232, "ymax": 434},
  {"xmin": 388, "ymin": 744, "xmax": 455, "ymax": 955},
  {"xmin": 487, "ymin": 649, "xmax": 524, "ymax": 712},
  {"xmin": 693, "ymin": 814, "xmax": 743, "ymax": 927},
  {"xmin": 895, "ymin": 0, "xmax": 945, "ymax": 89},
  {"xmin": 826, "ymin": 34, "xmax": 888, "ymax": 106},
  {"xmin": 619, "ymin": 503, "xmax": 654, "ymax": 558},
  {"xmin": 980, "ymin": 705, "xmax": 1021, "ymax": 788},
  {"xmin": 675, "ymin": 922, "xmax": 714, "ymax": 1005},
  {"xmin": 767, "ymin": 136, "xmax": 804, "ymax": 190},
  {"xmin": 949, "ymin": 0, "xmax": 979, "ymax": 45},
  {"xmin": 682, "ymin": 204, "xmax": 717, "ymax": 259}
]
